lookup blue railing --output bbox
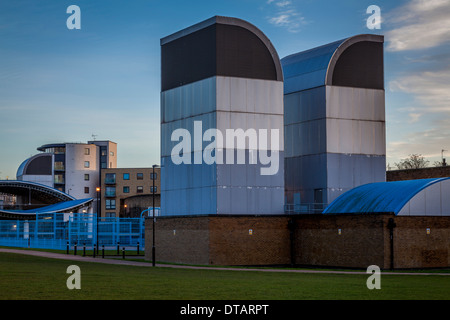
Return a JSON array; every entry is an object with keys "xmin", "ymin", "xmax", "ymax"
[{"xmin": 0, "ymin": 212, "xmax": 145, "ymax": 250}]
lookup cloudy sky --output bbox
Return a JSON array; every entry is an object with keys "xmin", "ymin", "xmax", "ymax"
[{"xmin": 0, "ymin": 0, "xmax": 449, "ymax": 178}]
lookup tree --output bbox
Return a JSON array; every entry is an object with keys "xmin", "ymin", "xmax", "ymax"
[{"xmin": 394, "ymin": 154, "xmax": 429, "ymax": 170}]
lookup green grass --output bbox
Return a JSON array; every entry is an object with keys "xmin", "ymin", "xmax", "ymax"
[{"xmin": 1, "ymin": 252, "xmax": 449, "ymax": 300}]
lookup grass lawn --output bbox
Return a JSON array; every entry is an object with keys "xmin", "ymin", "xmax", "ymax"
[{"xmin": 0, "ymin": 251, "xmax": 449, "ymax": 300}]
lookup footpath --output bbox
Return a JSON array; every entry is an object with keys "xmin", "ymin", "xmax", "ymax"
[{"xmin": 1, "ymin": 248, "xmax": 449, "ymax": 276}]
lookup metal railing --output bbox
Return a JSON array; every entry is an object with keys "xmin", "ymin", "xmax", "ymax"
[
  {"xmin": 284, "ymin": 203, "xmax": 328, "ymax": 214},
  {"xmin": 0, "ymin": 212, "xmax": 145, "ymax": 250}
]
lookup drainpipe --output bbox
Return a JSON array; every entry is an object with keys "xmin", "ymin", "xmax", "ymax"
[
  {"xmin": 387, "ymin": 217, "xmax": 396, "ymax": 270},
  {"xmin": 288, "ymin": 218, "xmax": 295, "ymax": 266}
]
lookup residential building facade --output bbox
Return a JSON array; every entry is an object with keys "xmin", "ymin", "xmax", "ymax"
[{"xmin": 101, "ymin": 167, "xmax": 160, "ymax": 218}]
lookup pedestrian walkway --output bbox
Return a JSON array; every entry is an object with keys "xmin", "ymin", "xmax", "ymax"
[{"xmin": 1, "ymin": 248, "xmax": 449, "ymax": 276}]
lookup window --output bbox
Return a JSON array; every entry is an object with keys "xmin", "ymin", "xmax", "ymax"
[
  {"xmin": 105, "ymin": 173, "xmax": 116, "ymax": 184},
  {"xmin": 137, "ymin": 186, "xmax": 143, "ymax": 193},
  {"xmin": 54, "ymin": 174, "xmax": 64, "ymax": 184},
  {"xmin": 106, "ymin": 212, "xmax": 116, "ymax": 218},
  {"xmin": 85, "ymin": 148, "xmax": 90, "ymax": 155},
  {"xmin": 84, "ymin": 161, "xmax": 90, "ymax": 168},
  {"xmin": 150, "ymin": 172, "xmax": 157, "ymax": 180},
  {"xmin": 54, "ymin": 161, "xmax": 64, "ymax": 171},
  {"xmin": 137, "ymin": 173, "xmax": 143, "ymax": 180},
  {"xmin": 123, "ymin": 173, "xmax": 130, "ymax": 180},
  {"xmin": 84, "ymin": 187, "xmax": 89, "ymax": 194},
  {"xmin": 105, "ymin": 199, "xmax": 116, "ymax": 210},
  {"xmin": 105, "ymin": 186, "xmax": 116, "ymax": 197},
  {"xmin": 110, "ymin": 151, "xmax": 114, "ymax": 156},
  {"xmin": 84, "ymin": 174, "xmax": 90, "ymax": 181},
  {"xmin": 150, "ymin": 186, "xmax": 158, "ymax": 193},
  {"xmin": 123, "ymin": 186, "xmax": 130, "ymax": 193}
]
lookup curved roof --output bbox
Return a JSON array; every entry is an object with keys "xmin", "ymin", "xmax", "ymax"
[
  {"xmin": 323, "ymin": 178, "xmax": 450, "ymax": 215},
  {"xmin": 160, "ymin": 15, "xmax": 283, "ymax": 91},
  {"xmin": 281, "ymin": 34, "xmax": 384, "ymax": 94},
  {"xmin": 0, "ymin": 198, "xmax": 93, "ymax": 220},
  {"xmin": 16, "ymin": 153, "xmax": 53, "ymax": 178},
  {"xmin": 0, "ymin": 180, "xmax": 75, "ymax": 204}
]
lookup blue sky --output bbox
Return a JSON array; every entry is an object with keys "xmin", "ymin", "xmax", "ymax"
[{"xmin": 0, "ymin": 0, "xmax": 449, "ymax": 178}]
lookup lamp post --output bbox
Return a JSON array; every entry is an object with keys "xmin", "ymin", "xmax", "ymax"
[
  {"xmin": 152, "ymin": 164, "xmax": 159, "ymax": 267},
  {"xmin": 96, "ymin": 187, "xmax": 100, "ymax": 253}
]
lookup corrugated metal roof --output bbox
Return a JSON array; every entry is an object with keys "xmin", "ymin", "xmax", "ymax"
[
  {"xmin": 281, "ymin": 39, "xmax": 345, "ymax": 94},
  {"xmin": 323, "ymin": 178, "xmax": 450, "ymax": 215}
]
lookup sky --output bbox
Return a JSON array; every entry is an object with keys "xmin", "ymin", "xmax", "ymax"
[{"xmin": 0, "ymin": 0, "xmax": 449, "ymax": 179}]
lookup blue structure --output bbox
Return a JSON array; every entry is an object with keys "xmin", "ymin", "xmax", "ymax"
[
  {"xmin": 323, "ymin": 178, "xmax": 450, "ymax": 216},
  {"xmin": 0, "ymin": 212, "xmax": 145, "ymax": 250},
  {"xmin": 282, "ymin": 34, "xmax": 386, "ymax": 211},
  {"xmin": 0, "ymin": 198, "xmax": 93, "ymax": 216}
]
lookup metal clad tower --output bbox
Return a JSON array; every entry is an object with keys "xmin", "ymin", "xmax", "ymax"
[
  {"xmin": 282, "ymin": 35, "xmax": 386, "ymax": 210},
  {"xmin": 160, "ymin": 16, "xmax": 284, "ymax": 216}
]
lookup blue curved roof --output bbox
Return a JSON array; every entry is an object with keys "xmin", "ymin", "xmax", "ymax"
[
  {"xmin": 281, "ymin": 38, "xmax": 345, "ymax": 94},
  {"xmin": 16, "ymin": 158, "xmax": 29, "ymax": 178},
  {"xmin": 0, "ymin": 198, "xmax": 93, "ymax": 216},
  {"xmin": 323, "ymin": 178, "xmax": 450, "ymax": 215},
  {"xmin": 281, "ymin": 34, "xmax": 384, "ymax": 94}
]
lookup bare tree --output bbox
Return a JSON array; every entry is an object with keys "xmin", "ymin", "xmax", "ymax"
[{"xmin": 394, "ymin": 154, "xmax": 429, "ymax": 170}]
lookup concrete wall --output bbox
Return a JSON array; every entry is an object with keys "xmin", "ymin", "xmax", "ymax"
[{"xmin": 145, "ymin": 214, "xmax": 450, "ymax": 269}]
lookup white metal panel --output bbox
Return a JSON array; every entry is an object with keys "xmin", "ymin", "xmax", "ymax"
[
  {"xmin": 441, "ymin": 179, "xmax": 450, "ymax": 216},
  {"xmin": 326, "ymin": 119, "xmax": 339, "ymax": 154},
  {"xmin": 245, "ymin": 77, "xmax": 256, "ymax": 113},
  {"xmin": 216, "ymin": 76, "xmax": 231, "ymax": 112},
  {"xmin": 216, "ymin": 111, "xmax": 230, "ymax": 134},
  {"xmin": 425, "ymin": 182, "xmax": 442, "ymax": 216},
  {"xmin": 230, "ymin": 77, "xmax": 247, "ymax": 112},
  {"xmin": 326, "ymin": 86, "xmax": 385, "ymax": 121},
  {"xmin": 408, "ymin": 189, "xmax": 426, "ymax": 216}
]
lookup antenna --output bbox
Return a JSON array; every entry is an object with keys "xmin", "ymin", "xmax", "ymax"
[
  {"xmin": 442, "ymin": 149, "xmax": 448, "ymax": 167},
  {"xmin": 92, "ymin": 134, "xmax": 97, "ymax": 141}
]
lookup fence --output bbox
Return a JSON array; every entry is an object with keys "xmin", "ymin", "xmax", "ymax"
[{"xmin": 0, "ymin": 212, "xmax": 145, "ymax": 250}]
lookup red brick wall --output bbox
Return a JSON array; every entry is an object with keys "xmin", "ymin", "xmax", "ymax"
[
  {"xmin": 393, "ymin": 216, "xmax": 450, "ymax": 268},
  {"xmin": 145, "ymin": 214, "xmax": 450, "ymax": 269},
  {"xmin": 387, "ymin": 166, "xmax": 450, "ymax": 181},
  {"xmin": 293, "ymin": 214, "xmax": 389, "ymax": 269}
]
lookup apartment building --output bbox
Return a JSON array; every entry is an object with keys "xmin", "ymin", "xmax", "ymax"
[{"xmin": 100, "ymin": 167, "xmax": 160, "ymax": 218}]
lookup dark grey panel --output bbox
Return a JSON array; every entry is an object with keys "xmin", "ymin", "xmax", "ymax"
[
  {"xmin": 161, "ymin": 22, "xmax": 280, "ymax": 92},
  {"xmin": 331, "ymin": 41, "xmax": 384, "ymax": 90},
  {"xmin": 25, "ymin": 154, "xmax": 52, "ymax": 175}
]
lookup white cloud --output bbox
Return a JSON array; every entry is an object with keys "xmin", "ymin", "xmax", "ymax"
[
  {"xmin": 387, "ymin": 66, "xmax": 450, "ymax": 164},
  {"xmin": 266, "ymin": 0, "xmax": 306, "ymax": 33},
  {"xmin": 385, "ymin": 0, "xmax": 450, "ymax": 51},
  {"xmin": 389, "ymin": 68, "xmax": 450, "ymax": 112}
]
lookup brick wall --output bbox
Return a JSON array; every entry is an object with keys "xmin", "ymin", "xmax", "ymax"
[
  {"xmin": 145, "ymin": 216, "xmax": 210, "ymax": 265},
  {"xmin": 393, "ymin": 216, "xmax": 450, "ymax": 268},
  {"xmin": 292, "ymin": 214, "xmax": 389, "ymax": 269},
  {"xmin": 144, "ymin": 214, "xmax": 450, "ymax": 269},
  {"xmin": 208, "ymin": 216, "xmax": 291, "ymax": 266},
  {"xmin": 145, "ymin": 216, "xmax": 291, "ymax": 266},
  {"xmin": 387, "ymin": 166, "xmax": 450, "ymax": 181}
]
